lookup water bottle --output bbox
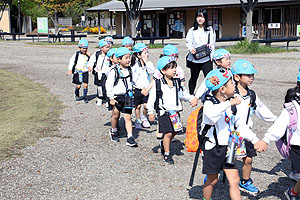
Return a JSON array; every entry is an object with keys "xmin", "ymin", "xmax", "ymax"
[
  {"xmin": 78, "ymin": 70, "xmax": 83, "ymax": 83},
  {"xmin": 225, "ymin": 132, "xmax": 238, "ymax": 166},
  {"xmin": 124, "ymin": 90, "xmax": 134, "ymax": 109}
]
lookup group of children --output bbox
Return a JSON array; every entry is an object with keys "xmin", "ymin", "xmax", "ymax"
[{"xmin": 68, "ymin": 37, "xmax": 300, "ymax": 200}]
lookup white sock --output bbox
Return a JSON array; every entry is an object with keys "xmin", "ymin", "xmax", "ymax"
[
  {"xmin": 164, "ymin": 152, "xmax": 170, "ymax": 156},
  {"xmin": 111, "ymin": 128, "xmax": 117, "ymax": 133},
  {"xmin": 127, "ymin": 134, "xmax": 133, "ymax": 138}
]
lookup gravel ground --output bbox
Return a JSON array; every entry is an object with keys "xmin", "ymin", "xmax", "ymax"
[{"xmin": 0, "ymin": 38, "xmax": 299, "ymax": 200}]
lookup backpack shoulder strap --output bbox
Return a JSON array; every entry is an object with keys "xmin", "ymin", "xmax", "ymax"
[
  {"xmin": 113, "ymin": 67, "xmax": 120, "ymax": 86},
  {"xmin": 248, "ymin": 89, "xmax": 257, "ymax": 109},
  {"xmin": 72, "ymin": 51, "xmax": 80, "ymax": 74},
  {"xmin": 154, "ymin": 79, "xmax": 163, "ymax": 113}
]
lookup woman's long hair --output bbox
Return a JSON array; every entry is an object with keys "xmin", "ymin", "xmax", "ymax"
[
  {"xmin": 193, "ymin": 9, "xmax": 209, "ymax": 31},
  {"xmin": 130, "ymin": 52, "xmax": 142, "ymax": 67}
]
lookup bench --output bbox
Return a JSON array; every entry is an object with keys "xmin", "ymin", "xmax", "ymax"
[
  {"xmin": 133, "ymin": 36, "xmax": 170, "ymax": 45},
  {"xmin": 48, "ymin": 34, "xmax": 87, "ymax": 43},
  {"xmin": 0, "ymin": 32, "xmax": 25, "ymax": 40},
  {"xmin": 216, "ymin": 37, "xmax": 244, "ymax": 42},
  {"xmin": 26, "ymin": 34, "xmax": 51, "ymax": 42},
  {"xmin": 251, "ymin": 37, "xmax": 299, "ymax": 49}
]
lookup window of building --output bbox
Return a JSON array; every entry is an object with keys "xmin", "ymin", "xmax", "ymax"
[
  {"xmin": 264, "ymin": 8, "xmax": 282, "ymax": 23},
  {"xmin": 252, "ymin": 10, "xmax": 259, "ymax": 24}
]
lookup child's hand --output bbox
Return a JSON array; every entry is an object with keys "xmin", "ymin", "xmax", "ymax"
[
  {"xmin": 190, "ymin": 97, "xmax": 198, "ymax": 107},
  {"xmin": 141, "ymin": 88, "xmax": 148, "ymax": 96},
  {"xmin": 148, "ymin": 114, "xmax": 155, "ymax": 122},
  {"xmin": 110, "ymin": 99, "xmax": 117, "ymax": 106},
  {"xmin": 254, "ymin": 140, "xmax": 268, "ymax": 152},
  {"xmin": 230, "ymin": 97, "xmax": 242, "ymax": 105},
  {"xmin": 67, "ymin": 70, "xmax": 72, "ymax": 75}
]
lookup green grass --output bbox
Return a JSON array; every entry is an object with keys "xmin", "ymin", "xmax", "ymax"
[
  {"xmin": 28, "ymin": 42, "xmax": 78, "ymax": 45},
  {"xmin": 0, "ymin": 69, "xmax": 64, "ymax": 160},
  {"xmin": 226, "ymin": 39, "xmax": 298, "ymax": 54}
]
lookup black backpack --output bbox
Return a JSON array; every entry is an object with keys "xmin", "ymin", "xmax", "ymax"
[
  {"xmin": 235, "ymin": 86, "xmax": 256, "ymax": 125},
  {"xmin": 92, "ymin": 50, "xmax": 102, "ymax": 75},
  {"xmin": 112, "ymin": 66, "xmax": 133, "ymax": 87},
  {"xmin": 72, "ymin": 51, "xmax": 90, "ymax": 74}
]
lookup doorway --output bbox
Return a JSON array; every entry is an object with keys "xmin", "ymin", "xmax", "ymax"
[{"xmin": 159, "ymin": 13, "xmax": 167, "ymax": 36}]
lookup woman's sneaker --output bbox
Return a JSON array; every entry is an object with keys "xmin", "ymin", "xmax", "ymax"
[
  {"xmin": 141, "ymin": 119, "xmax": 151, "ymax": 128},
  {"xmin": 163, "ymin": 154, "xmax": 174, "ymax": 164},
  {"xmin": 109, "ymin": 130, "xmax": 119, "ymax": 143},
  {"xmin": 126, "ymin": 137, "xmax": 138, "ymax": 147},
  {"xmin": 239, "ymin": 179, "xmax": 259, "ymax": 195},
  {"xmin": 284, "ymin": 188, "xmax": 300, "ymax": 200}
]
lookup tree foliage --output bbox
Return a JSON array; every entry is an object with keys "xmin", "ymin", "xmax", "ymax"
[{"xmin": 0, "ymin": 0, "xmax": 12, "ymax": 22}]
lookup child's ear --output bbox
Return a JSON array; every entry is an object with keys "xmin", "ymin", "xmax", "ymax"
[
  {"xmin": 219, "ymin": 85, "xmax": 226, "ymax": 94},
  {"xmin": 233, "ymin": 74, "xmax": 240, "ymax": 82},
  {"xmin": 216, "ymin": 60, "xmax": 222, "ymax": 66},
  {"xmin": 117, "ymin": 57, "xmax": 121, "ymax": 63}
]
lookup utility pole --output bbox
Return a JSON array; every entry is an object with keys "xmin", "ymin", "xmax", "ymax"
[{"xmin": 18, "ymin": 0, "xmax": 21, "ymax": 32}]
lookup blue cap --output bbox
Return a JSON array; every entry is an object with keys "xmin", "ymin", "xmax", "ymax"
[
  {"xmin": 231, "ymin": 59, "xmax": 257, "ymax": 75},
  {"xmin": 157, "ymin": 56, "xmax": 176, "ymax": 71},
  {"xmin": 122, "ymin": 36, "xmax": 133, "ymax": 46},
  {"xmin": 107, "ymin": 48, "xmax": 118, "ymax": 58},
  {"xmin": 205, "ymin": 68, "xmax": 232, "ymax": 91},
  {"xmin": 78, "ymin": 39, "xmax": 88, "ymax": 48},
  {"xmin": 163, "ymin": 44, "xmax": 179, "ymax": 56},
  {"xmin": 297, "ymin": 67, "xmax": 300, "ymax": 82},
  {"xmin": 212, "ymin": 49, "xmax": 231, "ymax": 60},
  {"xmin": 99, "ymin": 39, "xmax": 109, "ymax": 47},
  {"xmin": 104, "ymin": 36, "xmax": 114, "ymax": 44},
  {"xmin": 115, "ymin": 47, "xmax": 132, "ymax": 58},
  {"xmin": 133, "ymin": 43, "xmax": 148, "ymax": 52}
]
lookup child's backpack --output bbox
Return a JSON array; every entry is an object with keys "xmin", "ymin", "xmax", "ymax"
[
  {"xmin": 72, "ymin": 51, "xmax": 90, "ymax": 74},
  {"xmin": 153, "ymin": 78, "xmax": 183, "ymax": 113},
  {"xmin": 275, "ymin": 101, "xmax": 298, "ymax": 159},
  {"xmin": 92, "ymin": 50, "xmax": 101, "ymax": 75}
]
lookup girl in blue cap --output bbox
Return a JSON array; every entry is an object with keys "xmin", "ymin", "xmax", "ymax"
[
  {"xmin": 122, "ymin": 36, "xmax": 134, "ymax": 50},
  {"xmin": 201, "ymin": 68, "xmax": 260, "ymax": 200},
  {"xmin": 131, "ymin": 43, "xmax": 156, "ymax": 129},
  {"xmin": 88, "ymin": 39, "xmax": 111, "ymax": 106},
  {"xmin": 67, "ymin": 39, "xmax": 91, "ymax": 103},
  {"xmin": 106, "ymin": 47, "xmax": 137, "ymax": 147},
  {"xmin": 147, "ymin": 56, "xmax": 193, "ymax": 164},
  {"xmin": 256, "ymin": 67, "xmax": 300, "ymax": 200},
  {"xmin": 231, "ymin": 59, "xmax": 277, "ymax": 195}
]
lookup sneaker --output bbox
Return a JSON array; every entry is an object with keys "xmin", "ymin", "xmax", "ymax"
[
  {"xmin": 284, "ymin": 188, "xmax": 300, "ymax": 200},
  {"xmin": 135, "ymin": 120, "xmax": 142, "ymax": 129},
  {"xmin": 109, "ymin": 130, "xmax": 119, "ymax": 143},
  {"xmin": 160, "ymin": 140, "xmax": 165, "ymax": 155},
  {"xmin": 83, "ymin": 97, "xmax": 88, "ymax": 103},
  {"xmin": 142, "ymin": 119, "xmax": 151, "ymax": 128},
  {"xmin": 239, "ymin": 179, "xmax": 259, "ymax": 195},
  {"xmin": 289, "ymin": 172, "xmax": 300, "ymax": 182},
  {"xmin": 163, "ymin": 154, "xmax": 174, "ymax": 164},
  {"xmin": 126, "ymin": 137, "xmax": 138, "ymax": 147},
  {"xmin": 75, "ymin": 96, "xmax": 81, "ymax": 101}
]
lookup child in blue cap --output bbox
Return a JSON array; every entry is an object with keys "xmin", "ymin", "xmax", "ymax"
[
  {"xmin": 67, "ymin": 39, "xmax": 91, "ymax": 103},
  {"xmin": 256, "ymin": 67, "xmax": 300, "ymax": 199},
  {"xmin": 131, "ymin": 43, "xmax": 156, "ymax": 129},
  {"xmin": 190, "ymin": 48, "xmax": 232, "ymax": 107},
  {"xmin": 122, "ymin": 36, "xmax": 134, "ymax": 50},
  {"xmin": 106, "ymin": 47, "xmax": 137, "ymax": 147},
  {"xmin": 231, "ymin": 59, "xmax": 277, "ymax": 195},
  {"xmin": 149, "ymin": 44, "xmax": 185, "ymax": 139},
  {"xmin": 104, "ymin": 36, "xmax": 114, "ymax": 48},
  {"xmin": 88, "ymin": 39, "xmax": 111, "ymax": 106},
  {"xmin": 201, "ymin": 68, "xmax": 260, "ymax": 200},
  {"xmin": 147, "ymin": 56, "xmax": 193, "ymax": 164}
]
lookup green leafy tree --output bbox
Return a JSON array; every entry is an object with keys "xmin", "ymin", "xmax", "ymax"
[
  {"xmin": 34, "ymin": 0, "xmax": 79, "ymax": 34},
  {"xmin": 119, "ymin": 0, "xmax": 143, "ymax": 37}
]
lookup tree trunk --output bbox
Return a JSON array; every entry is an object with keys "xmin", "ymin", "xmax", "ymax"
[
  {"xmin": 246, "ymin": 10, "xmax": 253, "ymax": 41},
  {"xmin": 130, "ymin": 18, "xmax": 137, "ymax": 37},
  {"xmin": 54, "ymin": 11, "xmax": 58, "ymax": 35}
]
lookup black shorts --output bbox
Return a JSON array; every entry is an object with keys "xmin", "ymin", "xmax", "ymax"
[
  {"xmin": 115, "ymin": 95, "xmax": 132, "ymax": 114},
  {"xmin": 158, "ymin": 112, "xmax": 181, "ymax": 134},
  {"xmin": 73, "ymin": 72, "xmax": 89, "ymax": 84},
  {"xmin": 134, "ymin": 88, "xmax": 149, "ymax": 106},
  {"xmin": 290, "ymin": 145, "xmax": 300, "ymax": 173},
  {"xmin": 202, "ymin": 139, "xmax": 237, "ymax": 174},
  {"xmin": 245, "ymin": 140, "xmax": 257, "ymax": 157}
]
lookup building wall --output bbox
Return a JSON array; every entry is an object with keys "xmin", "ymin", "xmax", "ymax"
[
  {"xmin": 186, "ymin": 9, "xmax": 196, "ymax": 31},
  {"xmin": 115, "ymin": 14, "xmax": 122, "ymax": 36},
  {"xmin": 221, "ymin": 7, "xmax": 240, "ymax": 37},
  {"xmin": 0, "ymin": 8, "xmax": 10, "ymax": 33}
]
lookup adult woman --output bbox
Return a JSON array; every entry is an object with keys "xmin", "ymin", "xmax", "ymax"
[{"xmin": 186, "ymin": 9, "xmax": 216, "ymax": 95}]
